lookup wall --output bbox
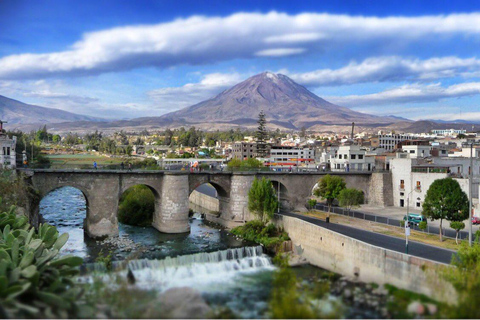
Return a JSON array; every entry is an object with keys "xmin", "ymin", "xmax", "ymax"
[
  {"xmin": 189, "ymin": 189, "xmax": 220, "ymax": 213},
  {"xmin": 275, "ymin": 214, "xmax": 456, "ymax": 303},
  {"xmin": 368, "ymin": 172, "xmax": 393, "ymax": 207}
]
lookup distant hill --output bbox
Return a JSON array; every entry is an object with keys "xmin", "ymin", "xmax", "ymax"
[
  {"xmin": 0, "ymin": 95, "xmax": 103, "ymax": 125},
  {"xmin": 150, "ymin": 72, "xmax": 405, "ymax": 129}
]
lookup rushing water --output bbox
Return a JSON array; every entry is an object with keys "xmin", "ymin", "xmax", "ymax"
[{"xmin": 40, "ymin": 186, "xmax": 387, "ymax": 319}]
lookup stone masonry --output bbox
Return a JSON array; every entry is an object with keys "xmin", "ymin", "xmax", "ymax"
[{"xmin": 24, "ymin": 169, "xmax": 390, "ymax": 238}]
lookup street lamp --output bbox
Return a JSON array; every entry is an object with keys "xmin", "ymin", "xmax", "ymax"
[{"xmin": 468, "ymin": 141, "xmax": 474, "ymax": 246}]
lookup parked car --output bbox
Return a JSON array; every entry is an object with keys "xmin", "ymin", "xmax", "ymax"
[
  {"xmin": 472, "ymin": 216, "xmax": 480, "ymax": 225},
  {"xmin": 403, "ymin": 213, "xmax": 427, "ymax": 226}
]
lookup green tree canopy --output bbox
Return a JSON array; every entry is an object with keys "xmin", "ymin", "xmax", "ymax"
[
  {"xmin": 313, "ymin": 175, "xmax": 346, "ymax": 212},
  {"xmin": 338, "ymin": 188, "xmax": 364, "ymax": 212},
  {"xmin": 450, "ymin": 221, "xmax": 466, "ymax": 245},
  {"xmin": 248, "ymin": 177, "xmax": 278, "ymax": 223},
  {"xmin": 422, "ymin": 178, "xmax": 469, "ymax": 241}
]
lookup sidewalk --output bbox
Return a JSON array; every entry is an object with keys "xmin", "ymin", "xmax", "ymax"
[{"xmin": 359, "ymin": 204, "xmax": 480, "ymax": 234}]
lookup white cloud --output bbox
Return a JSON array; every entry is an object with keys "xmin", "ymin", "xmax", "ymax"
[
  {"xmin": 264, "ymin": 32, "xmax": 325, "ymax": 43},
  {"xmin": 147, "ymin": 72, "xmax": 243, "ymax": 110},
  {"xmin": 415, "ymin": 112, "xmax": 480, "ymax": 121},
  {"xmin": 328, "ymin": 82, "xmax": 480, "ymax": 106},
  {"xmin": 23, "ymin": 90, "xmax": 98, "ymax": 104},
  {"xmin": 288, "ymin": 56, "xmax": 480, "ymax": 86},
  {"xmin": 2, "ymin": 11, "xmax": 480, "ymax": 79},
  {"xmin": 255, "ymin": 48, "xmax": 306, "ymax": 57}
]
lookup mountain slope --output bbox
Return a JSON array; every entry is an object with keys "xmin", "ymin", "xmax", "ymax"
[
  {"xmin": 0, "ymin": 95, "xmax": 103, "ymax": 124},
  {"xmin": 155, "ymin": 72, "xmax": 405, "ymax": 129}
]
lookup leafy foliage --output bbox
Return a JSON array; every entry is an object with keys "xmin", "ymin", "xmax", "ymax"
[
  {"xmin": 418, "ymin": 221, "xmax": 427, "ymax": 231},
  {"xmin": 307, "ymin": 199, "xmax": 317, "ymax": 209},
  {"xmin": 422, "ymin": 178, "xmax": 469, "ymax": 241},
  {"xmin": 443, "ymin": 237, "xmax": 480, "ymax": 318},
  {"xmin": 313, "ymin": 175, "xmax": 346, "ymax": 212},
  {"xmin": 337, "ymin": 188, "xmax": 364, "ymax": 212},
  {"xmin": 248, "ymin": 177, "xmax": 278, "ymax": 223},
  {"xmin": 231, "ymin": 220, "xmax": 289, "ymax": 250},
  {"xmin": 118, "ymin": 185, "xmax": 155, "ymax": 227},
  {"xmin": 0, "ymin": 206, "xmax": 84, "ymax": 318},
  {"xmin": 227, "ymin": 158, "xmax": 263, "ymax": 169}
]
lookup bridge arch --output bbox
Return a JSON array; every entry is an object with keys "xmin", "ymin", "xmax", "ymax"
[
  {"xmin": 270, "ymin": 180, "xmax": 291, "ymax": 211},
  {"xmin": 118, "ymin": 184, "xmax": 160, "ymax": 228}
]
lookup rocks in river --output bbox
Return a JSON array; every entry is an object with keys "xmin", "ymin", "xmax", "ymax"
[
  {"xmin": 155, "ymin": 287, "xmax": 211, "ymax": 319},
  {"xmin": 407, "ymin": 301, "xmax": 425, "ymax": 316}
]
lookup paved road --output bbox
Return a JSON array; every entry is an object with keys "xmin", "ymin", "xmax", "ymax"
[
  {"xmin": 280, "ymin": 211, "xmax": 456, "ymax": 264},
  {"xmin": 315, "ymin": 203, "xmax": 477, "ymax": 241}
]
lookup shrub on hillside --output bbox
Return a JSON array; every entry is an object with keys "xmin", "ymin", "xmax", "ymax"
[{"xmin": 118, "ymin": 185, "xmax": 155, "ymax": 227}]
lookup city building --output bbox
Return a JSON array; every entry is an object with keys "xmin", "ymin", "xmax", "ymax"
[
  {"xmin": 431, "ymin": 129, "xmax": 467, "ymax": 136},
  {"xmin": 0, "ymin": 121, "xmax": 16, "ymax": 169},
  {"xmin": 378, "ymin": 132, "xmax": 417, "ymax": 151},
  {"xmin": 232, "ymin": 142, "xmax": 271, "ymax": 159},
  {"xmin": 268, "ymin": 146, "xmax": 315, "ymax": 166},
  {"xmin": 329, "ymin": 145, "xmax": 375, "ymax": 171}
]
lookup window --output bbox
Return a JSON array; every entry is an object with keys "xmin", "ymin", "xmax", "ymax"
[
  {"xmin": 400, "ymin": 179, "xmax": 405, "ymax": 190},
  {"xmin": 410, "ymin": 150, "xmax": 415, "ymax": 154},
  {"xmin": 351, "ymin": 154, "xmax": 356, "ymax": 159},
  {"xmin": 416, "ymin": 202, "xmax": 421, "ymax": 208},
  {"xmin": 358, "ymin": 155, "xmax": 364, "ymax": 159},
  {"xmin": 416, "ymin": 181, "xmax": 421, "ymax": 191},
  {"xmin": 339, "ymin": 154, "xmax": 342, "ymax": 159},
  {"xmin": 400, "ymin": 192, "xmax": 404, "ymax": 196}
]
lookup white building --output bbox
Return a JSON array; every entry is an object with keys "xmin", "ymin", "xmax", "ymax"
[
  {"xmin": 390, "ymin": 156, "xmax": 478, "ymax": 215},
  {"xmin": 0, "ymin": 131, "xmax": 16, "ymax": 169},
  {"xmin": 330, "ymin": 145, "xmax": 375, "ymax": 171},
  {"xmin": 378, "ymin": 132, "xmax": 417, "ymax": 151},
  {"xmin": 401, "ymin": 145, "xmax": 432, "ymax": 159},
  {"xmin": 431, "ymin": 129, "xmax": 467, "ymax": 136},
  {"xmin": 269, "ymin": 146, "xmax": 315, "ymax": 166}
]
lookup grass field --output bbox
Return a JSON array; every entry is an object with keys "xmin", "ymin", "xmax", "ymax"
[{"xmin": 47, "ymin": 154, "xmax": 126, "ymax": 169}]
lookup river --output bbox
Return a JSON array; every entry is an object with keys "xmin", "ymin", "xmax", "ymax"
[{"xmin": 40, "ymin": 186, "xmax": 389, "ymax": 318}]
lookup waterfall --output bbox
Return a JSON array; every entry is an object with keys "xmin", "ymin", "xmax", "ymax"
[
  {"xmin": 124, "ymin": 246, "xmax": 272, "ymax": 291},
  {"xmin": 80, "ymin": 246, "xmax": 274, "ymax": 292}
]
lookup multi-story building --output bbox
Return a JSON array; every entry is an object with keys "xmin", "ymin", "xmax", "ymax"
[
  {"xmin": 329, "ymin": 145, "xmax": 375, "ymax": 171},
  {"xmin": 232, "ymin": 142, "xmax": 271, "ymax": 159},
  {"xmin": 431, "ymin": 129, "xmax": 467, "ymax": 136},
  {"xmin": 390, "ymin": 154, "xmax": 479, "ymax": 216},
  {"xmin": 378, "ymin": 132, "xmax": 416, "ymax": 151},
  {"xmin": 0, "ymin": 123, "xmax": 16, "ymax": 169},
  {"xmin": 269, "ymin": 146, "xmax": 315, "ymax": 166}
]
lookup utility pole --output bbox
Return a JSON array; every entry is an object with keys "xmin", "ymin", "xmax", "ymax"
[{"xmin": 469, "ymin": 141, "xmax": 473, "ymax": 246}]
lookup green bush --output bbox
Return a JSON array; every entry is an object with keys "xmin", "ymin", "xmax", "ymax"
[
  {"xmin": 0, "ymin": 206, "xmax": 84, "ymax": 318},
  {"xmin": 418, "ymin": 221, "xmax": 427, "ymax": 231},
  {"xmin": 307, "ymin": 199, "xmax": 317, "ymax": 209},
  {"xmin": 118, "ymin": 185, "xmax": 155, "ymax": 227},
  {"xmin": 231, "ymin": 220, "xmax": 289, "ymax": 250}
]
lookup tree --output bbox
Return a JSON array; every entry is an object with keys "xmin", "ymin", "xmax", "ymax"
[
  {"xmin": 313, "ymin": 175, "xmax": 346, "ymax": 212},
  {"xmin": 248, "ymin": 177, "xmax": 278, "ymax": 223},
  {"xmin": 450, "ymin": 221, "xmax": 466, "ymax": 245},
  {"xmin": 422, "ymin": 178, "xmax": 469, "ymax": 242},
  {"xmin": 255, "ymin": 110, "xmax": 268, "ymax": 158},
  {"xmin": 338, "ymin": 188, "xmax": 364, "ymax": 213},
  {"xmin": 299, "ymin": 126, "xmax": 307, "ymax": 138},
  {"xmin": 52, "ymin": 134, "xmax": 61, "ymax": 143}
]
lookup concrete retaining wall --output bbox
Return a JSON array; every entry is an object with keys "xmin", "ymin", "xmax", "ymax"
[
  {"xmin": 189, "ymin": 190, "xmax": 220, "ymax": 213},
  {"xmin": 275, "ymin": 214, "xmax": 455, "ymax": 303}
]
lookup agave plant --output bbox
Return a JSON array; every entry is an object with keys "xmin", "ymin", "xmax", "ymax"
[{"xmin": 0, "ymin": 204, "xmax": 85, "ymax": 318}]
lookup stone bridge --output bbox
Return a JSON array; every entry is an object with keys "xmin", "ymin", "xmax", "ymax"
[{"xmin": 21, "ymin": 169, "xmax": 391, "ymax": 238}]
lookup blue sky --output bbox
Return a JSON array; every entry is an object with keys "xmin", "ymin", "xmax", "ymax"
[{"xmin": 1, "ymin": 0, "xmax": 480, "ymax": 121}]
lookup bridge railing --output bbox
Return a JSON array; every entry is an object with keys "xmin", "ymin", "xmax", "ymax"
[{"xmin": 314, "ymin": 203, "xmax": 471, "ymax": 241}]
